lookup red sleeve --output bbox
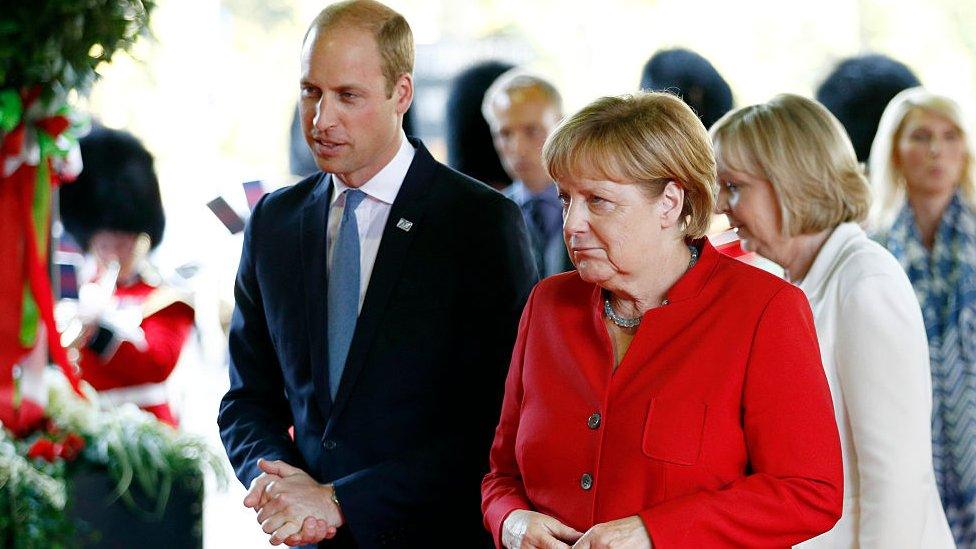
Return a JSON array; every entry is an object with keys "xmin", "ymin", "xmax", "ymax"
[
  {"xmin": 83, "ymin": 302, "xmax": 194, "ymax": 387},
  {"xmin": 482, "ymin": 288, "xmax": 537, "ymax": 548},
  {"xmin": 639, "ymin": 285, "xmax": 843, "ymax": 547}
]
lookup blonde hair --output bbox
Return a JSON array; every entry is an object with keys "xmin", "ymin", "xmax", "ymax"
[
  {"xmin": 481, "ymin": 70, "xmax": 563, "ymax": 126},
  {"xmin": 542, "ymin": 91, "xmax": 716, "ymax": 238},
  {"xmin": 868, "ymin": 87, "xmax": 976, "ymax": 230},
  {"xmin": 305, "ymin": 0, "xmax": 414, "ymax": 97},
  {"xmin": 710, "ymin": 93, "xmax": 870, "ymax": 236}
]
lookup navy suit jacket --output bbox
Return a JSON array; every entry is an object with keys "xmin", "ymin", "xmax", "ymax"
[{"xmin": 218, "ymin": 139, "xmax": 538, "ymax": 548}]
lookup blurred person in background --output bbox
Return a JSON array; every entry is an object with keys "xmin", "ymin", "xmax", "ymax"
[
  {"xmin": 870, "ymin": 87, "xmax": 976, "ymax": 546},
  {"xmin": 446, "ymin": 60, "xmax": 516, "ymax": 191},
  {"xmin": 483, "ymin": 70, "xmax": 573, "ymax": 277},
  {"xmin": 482, "ymin": 92, "xmax": 842, "ymax": 549},
  {"xmin": 816, "ymin": 53, "xmax": 921, "ymax": 165},
  {"xmin": 639, "ymin": 47, "xmax": 733, "ymax": 130},
  {"xmin": 59, "ymin": 126, "xmax": 195, "ymax": 428},
  {"xmin": 712, "ymin": 94, "xmax": 953, "ymax": 547}
]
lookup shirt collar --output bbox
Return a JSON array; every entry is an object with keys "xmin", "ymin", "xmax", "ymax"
[
  {"xmin": 510, "ymin": 180, "xmax": 559, "ymax": 207},
  {"xmin": 329, "ymin": 131, "xmax": 415, "ymax": 206}
]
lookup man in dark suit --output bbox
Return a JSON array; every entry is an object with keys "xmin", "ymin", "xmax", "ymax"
[{"xmin": 217, "ymin": 1, "xmax": 537, "ymax": 547}]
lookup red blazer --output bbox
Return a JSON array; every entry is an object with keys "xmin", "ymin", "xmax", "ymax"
[
  {"xmin": 482, "ymin": 239, "xmax": 843, "ymax": 548},
  {"xmin": 80, "ymin": 279, "xmax": 194, "ymax": 426}
]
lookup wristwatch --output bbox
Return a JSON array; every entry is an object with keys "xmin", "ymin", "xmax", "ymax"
[{"xmin": 329, "ymin": 484, "xmax": 341, "ymax": 508}]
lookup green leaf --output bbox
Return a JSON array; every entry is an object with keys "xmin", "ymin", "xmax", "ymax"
[{"xmin": 0, "ymin": 0, "xmax": 155, "ymax": 92}]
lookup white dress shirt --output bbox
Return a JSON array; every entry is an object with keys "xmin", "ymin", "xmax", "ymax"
[
  {"xmin": 795, "ymin": 223, "xmax": 954, "ymax": 548},
  {"xmin": 327, "ymin": 133, "xmax": 415, "ymax": 312}
]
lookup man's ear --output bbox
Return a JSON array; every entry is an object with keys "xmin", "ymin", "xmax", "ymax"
[
  {"xmin": 394, "ymin": 73, "xmax": 413, "ymax": 115},
  {"xmin": 658, "ymin": 180, "xmax": 686, "ymax": 229}
]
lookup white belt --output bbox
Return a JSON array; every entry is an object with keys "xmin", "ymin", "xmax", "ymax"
[{"xmin": 98, "ymin": 382, "xmax": 168, "ymax": 408}]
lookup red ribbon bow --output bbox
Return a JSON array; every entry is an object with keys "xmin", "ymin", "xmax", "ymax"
[{"xmin": 0, "ymin": 87, "xmax": 85, "ymax": 400}]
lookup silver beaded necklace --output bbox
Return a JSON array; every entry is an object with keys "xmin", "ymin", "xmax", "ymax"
[{"xmin": 603, "ymin": 244, "xmax": 699, "ymax": 329}]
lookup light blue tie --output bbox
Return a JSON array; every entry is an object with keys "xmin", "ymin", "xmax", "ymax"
[{"xmin": 328, "ymin": 189, "xmax": 366, "ymax": 400}]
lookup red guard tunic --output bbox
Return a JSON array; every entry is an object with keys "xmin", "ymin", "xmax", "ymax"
[
  {"xmin": 482, "ymin": 238, "xmax": 843, "ymax": 548},
  {"xmin": 79, "ymin": 277, "xmax": 194, "ymax": 427}
]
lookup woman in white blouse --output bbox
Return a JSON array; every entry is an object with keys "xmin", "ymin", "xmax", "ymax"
[{"xmin": 710, "ymin": 94, "xmax": 953, "ymax": 548}]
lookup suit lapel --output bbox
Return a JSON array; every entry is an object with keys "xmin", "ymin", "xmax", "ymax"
[
  {"xmin": 300, "ymin": 173, "xmax": 333, "ymax": 420},
  {"xmin": 326, "ymin": 140, "xmax": 436, "ymax": 430}
]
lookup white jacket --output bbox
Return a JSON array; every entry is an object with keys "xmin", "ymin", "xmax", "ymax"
[{"xmin": 795, "ymin": 223, "xmax": 954, "ymax": 548}]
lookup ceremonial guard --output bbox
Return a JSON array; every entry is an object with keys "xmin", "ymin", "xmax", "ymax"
[{"xmin": 59, "ymin": 127, "xmax": 193, "ymax": 427}]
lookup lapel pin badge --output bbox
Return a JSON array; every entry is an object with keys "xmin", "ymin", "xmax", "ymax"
[{"xmin": 396, "ymin": 218, "xmax": 413, "ymax": 232}]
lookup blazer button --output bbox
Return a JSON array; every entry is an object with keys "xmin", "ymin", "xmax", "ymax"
[
  {"xmin": 587, "ymin": 412, "xmax": 601, "ymax": 429},
  {"xmin": 323, "ymin": 439, "xmax": 337, "ymax": 450},
  {"xmin": 580, "ymin": 473, "xmax": 593, "ymax": 490}
]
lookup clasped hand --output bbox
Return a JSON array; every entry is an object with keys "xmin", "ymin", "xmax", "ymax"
[
  {"xmin": 502, "ymin": 510, "xmax": 651, "ymax": 549},
  {"xmin": 245, "ymin": 458, "xmax": 344, "ymax": 546}
]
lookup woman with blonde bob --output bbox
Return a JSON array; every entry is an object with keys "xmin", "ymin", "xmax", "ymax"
[
  {"xmin": 870, "ymin": 87, "xmax": 976, "ymax": 546},
  {"xmin": 481, "ymin": 91, "xmax": 843, "ymax": 549},
  {"xmin": 711, "ymin": 93, "xmax": 953, "ymax": 548}
]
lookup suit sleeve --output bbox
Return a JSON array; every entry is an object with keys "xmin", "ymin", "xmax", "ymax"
[
  {"xmin": 639, "ymin": 285, "xmax": 844, "ymax": 547},
  {"xmin": 218, "ymin": 197, "xmax": 304, "ymax": 488},
  {"xmin": 331, "ymin": 192, "xmax": 539, "ymax": 542},
  {"xmin": 834, "ymin": 272, "xmax": 934, "ymax": 546},
  {"xmin": 481, "ymin": 287, "xmax": 537, "ymax": 548}
]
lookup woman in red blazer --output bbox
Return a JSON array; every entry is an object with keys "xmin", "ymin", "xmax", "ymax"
[{"xmin": 481, "ymin": 92, "xmax": 843, "ymax": 548}]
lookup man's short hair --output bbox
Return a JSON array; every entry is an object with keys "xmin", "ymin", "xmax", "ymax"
[
  {"xmin": 482, "ymin": 70, "xmax": 563, "ymax": 126},
  {"xmin": 305, "ymin": 0, "xmax": 414, "ymax": 96}
]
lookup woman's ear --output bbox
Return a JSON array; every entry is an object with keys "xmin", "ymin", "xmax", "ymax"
[{"xmin": 658, "ymin": 180, "xmax": 686, "ymax": 229}]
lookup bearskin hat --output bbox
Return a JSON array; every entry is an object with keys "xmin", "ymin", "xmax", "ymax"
[
  {"xmin": 816, "ymin": 54, "xmax": 921, "ymax": 162},
  {"xmin": 640, "ymin": 48, "xmax": 733, "ymax": 130},
  {"xmin": 60, "ymin": 126, "xmax": 165, "ymax": 250},
  {"xmin": 444, "ymin": 60, "xmax": 515, "ymax": 189}
]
